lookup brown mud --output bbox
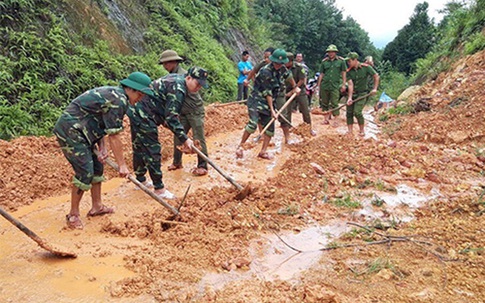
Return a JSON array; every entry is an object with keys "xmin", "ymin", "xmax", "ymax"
[{"xmin": 1, "ymin": 51, "xmax": 485, "ymax": 302}]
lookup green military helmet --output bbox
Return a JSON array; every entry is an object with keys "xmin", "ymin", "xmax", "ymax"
[
  {"xmin": 344, "ymin": 52, "xmax": 359, "ymax": 60},
  {"xmin": 269, "ymin": 49, "xmax": 289, "ymax": 64},
  {"xmin": 326, "ymin": 44, "xmax": 339, "ymax": 52},
  {"xmin": 120, "ymin": 72, "xmax": 154, "ymax": 96}
]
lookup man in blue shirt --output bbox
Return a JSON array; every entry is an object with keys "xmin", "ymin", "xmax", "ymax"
[{"xmin": 237, "ymin": 50, "xmax": 253, "ymax": 100}]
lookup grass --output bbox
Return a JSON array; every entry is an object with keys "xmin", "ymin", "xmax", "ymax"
[
  {"xmin": 277, "ymin": 203, "xmax": 300, "ymax": 216},
  {"xmin": 330, "ymin": 194, "xmax": 361, "ymax": 209}
]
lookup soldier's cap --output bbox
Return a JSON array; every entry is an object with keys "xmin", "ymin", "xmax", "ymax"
[
  {"xmin": 326, "ymin": 44, "xmax": 339, "ymax": 52},
  {"xmin": 159, "ymin": 50, "xmax": 183, "ymax": 64},
  {"xmin": 188, "ymin": 67, "xmax": 209, "ymax": 89},
  {"xmin": 120, "ymin": 72, "xmax": 154, "ymax": 96},
  {"xmin": 269, "ymin": 49, "xmax": 289, "ymax": 64},
  {"xmin": 344, "ymin": 52, "xmax": 360, "ymax": 60},
  {"xmin": 286, "ymin": 52, "xmax": 294, "ymax": 61}
]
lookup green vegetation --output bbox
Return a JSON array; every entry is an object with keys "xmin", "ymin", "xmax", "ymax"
[
  {"xmin": 277, "ymin": 203, "xmax": 300, "ymax": 216},
  {"xmin": 330, "ymin": 194, "xmax": 361, "ymax": 209},
  {"xmin": 1, "ymin": 0, "xmax": 485, "ymax": 140}
]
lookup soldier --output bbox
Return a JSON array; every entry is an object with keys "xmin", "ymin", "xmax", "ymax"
[
  {"xmin": 159, "ymin": 50, "xmax": 209, "ymax": 176},
  {"xmin": 236, "ymin": 49, "xmax": 299, "ymax": 159},
  {"xmin": 282, "ymin": 52, "xmax": 315, "ymax": 142},
  {"xmin": 345, "ymin": 52, "xmax": 380, "ymax": 136},
  {"xmin": 128, "ymin": 67, "xmax": 208, "ymax": 200},
  {"xmin": 244, "ymin": 47, "xmax": 274, "ymax": 86},
  {"xmin": 54, "ymin": 72, "xmax": 153, "ymax": 229},
  {"xmin": 316, "ymin": 44, "xmax": 347, "ymax": 124}
]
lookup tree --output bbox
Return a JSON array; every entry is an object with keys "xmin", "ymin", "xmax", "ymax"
[{"xmin": 382, "ymin": 2, "xmax": 436, "ymax": 75}]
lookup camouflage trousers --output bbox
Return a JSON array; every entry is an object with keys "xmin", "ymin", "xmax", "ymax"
[
  {"xmin": 320, "ymin": 89, "xmax": 341, "ymax": 116},
  {"xmin": 53, "ymin": 117, "xmax": 105, "ymax": 191},
  {"xmin": 129, "ymin": 113, "xmax": 164, "ymax": 190},
  {"xmin": 172, "ymin": 112, "xmax": 208, "ymax": 169},
  {"xmin": 244, "ymin": 96, "xmax": 274, "ymax": 137},
  {"xmin": 346, "ymin": 92, "xmax": 368, "ymax": 125}
]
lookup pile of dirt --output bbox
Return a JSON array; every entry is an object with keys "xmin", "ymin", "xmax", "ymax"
[
  {"xmin": 0, "ymin": 105, "xmax": 247, "ymax": 211},
  {"xmin": 2, "ymin": 51, "xmax": 485, "ymax": 302}
]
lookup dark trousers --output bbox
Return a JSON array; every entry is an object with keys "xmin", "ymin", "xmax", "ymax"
[{"xmin": 237, "ymin": 83, "xmax": 248, "ymax": 101}]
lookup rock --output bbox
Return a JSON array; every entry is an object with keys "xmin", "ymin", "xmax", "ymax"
[
  {"xmin": 447, "ymin": 131, "xmax": 468, "ymax": 143},
  {"xmin": 310, "ymin": 162, "xmax": 325, "ymax": 175},
  {"xmin": 232, "ymin": 257, "xmax": 251, "ymax": 268},
  {"xmin": 387, "ymin": 140, "xmax": 397, "ymax": 148},
  {"xmin": 398, "ymin": 85, "xmax": 421, "ymax": 101}
]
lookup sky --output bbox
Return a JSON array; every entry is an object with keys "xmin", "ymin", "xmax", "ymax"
[{"xmin": 334, "ymin": 0, "xmax": 450, "ymax": 48}]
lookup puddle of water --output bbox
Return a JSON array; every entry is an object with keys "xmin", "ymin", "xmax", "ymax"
[
  {"xmin": 363, "ymin": 110, "xmax": 380, "ymax": 140},
  {"xmin": 197, "ymin": 221, "xmax": 348, "ymax": 292},
  {"xmin": 357, "ymin": 184, "xmax": 441, "ymax": 223}
]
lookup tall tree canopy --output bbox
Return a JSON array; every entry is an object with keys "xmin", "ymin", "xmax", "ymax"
[
  {"xmin": 252, "ymin": 0, "xmax": 377, "ymax": 71},
  {"xmin": 382, "ymin": 2, "xmax": 436, "ymax": 75}
]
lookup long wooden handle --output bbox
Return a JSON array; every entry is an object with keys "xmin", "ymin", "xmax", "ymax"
[
  {"xmin": 213, "ymin": 99, "xmax": 247, "ymax": 107},
  {"xmin": 257, "ymin": 92, "xmax": 297, "ymax": 138},
  {"xmin": 0, "ymin": 206, "xmax": 45, "ymax": 246},
  {"xmin": 322, "ymin": 93, "xmax": 371, "ymax": 115},
  {"xmin": 191, "ymin": 146, "xmax": 243, "ymax": 191},
  {"xmin": 96, "ymin": 152, "xmax": 179, "ymax": 216}
]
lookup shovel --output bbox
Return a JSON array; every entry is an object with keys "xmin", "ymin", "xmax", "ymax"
[
  {"xmin": 313, "ymin": 93, "xmax": 372, "ymax": 116},
  {"xmin": 190, "ymin": 146, "xmax": 251, "ymax": 200},
  {"xmin": 253, "ymin": 92, "xmax": 298, "ymax": 142},
  {"xmin": 95, "ymin": 151, "xmax": 180, "ymax": 216},
  {"xmin": 0, "ymin": 206, "xmax": 77, "ymax": 258}
]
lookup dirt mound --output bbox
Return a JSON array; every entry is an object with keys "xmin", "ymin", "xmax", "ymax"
[
  {"xmin": 0, "ymin": 105, "xmax": 247, "ymax": 211},
  {"xmin": 2, "ymin": 52, "xmax": 485, "ymax": 302}
]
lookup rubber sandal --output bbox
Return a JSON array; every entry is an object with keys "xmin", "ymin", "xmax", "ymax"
[
  {"xmin": 157, "ymin": 189, "xmax": 176, "ymax": 200},
  {"xmin": 66, "ymin": 214, "xmax": 83, "ymax": 230},
  {"xmin": 87, "ymin": 205, "xmax": 114, "ymax": 217},
  {"xmin": 257, "ymin": 152, "xmax": 273, "ymax": 160},
  {"xmin": 191, "ymin": 167, "xmax": 208, "ymax": 176},
  {"xmin": 168, "ymin": 163, "xmax": 183, "ymax": 171}
]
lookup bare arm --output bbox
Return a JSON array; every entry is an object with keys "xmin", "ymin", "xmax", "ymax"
[
  {"xmin": 346, "ymin": 80, "xmax": 354, "ymax": 105},
  {"xmin": 108, "ymin": 133, "xmax": 129, "ymax": 177},
  {"xmin": 371, "ymin": 74, "xmax": 380, "ymax": 94}
]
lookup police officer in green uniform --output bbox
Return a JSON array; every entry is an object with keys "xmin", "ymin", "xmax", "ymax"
[
  {"xmin": 159, "ymin": 50, "xmax": 209, "ymax": 176},
  {"xmin": 128, "ymin": 67, "xmax": 208, "ymax": 200},
  {"xmin": 345, "ymin": 52, "xmax": 379, "ymax": 136},
  {"xmin": 317, "ymin": 44, "xmax": 347, "ymax": 124},
  {"xmin": 283, "ymin": 52, "xmax": 316, "ymax": 141},
  {"xmin": 54, "ymin": 72, "xmax": 153, "ymax": 229},
  {"xmin": 236, "ymin": 49, "xmax": 298, "ymax": 159}
]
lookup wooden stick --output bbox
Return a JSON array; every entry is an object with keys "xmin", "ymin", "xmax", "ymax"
[
  {"xmin": 96, "ymin": 151, "xmax": 180, "ymax": 216},
  {"xmin": 213, "ymin": 99, "xmax": 247, "ymax": 107},
  {"xmin": 255, "ymin": 93, "xmax": 297, "ymax": 141}
]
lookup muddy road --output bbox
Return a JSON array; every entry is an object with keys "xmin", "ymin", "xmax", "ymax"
[{"xmin": 1, "ymin": 51, "xmax": 485, "ymax": 302}]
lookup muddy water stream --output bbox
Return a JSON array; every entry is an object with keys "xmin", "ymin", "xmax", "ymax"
[{"xmin": 0, "ymin": 113, "xmax": 318, "ymax": 302}]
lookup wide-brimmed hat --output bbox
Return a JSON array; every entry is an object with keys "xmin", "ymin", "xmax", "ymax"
[
  {"xmin": 188, "ymin": 67, "xmax": 209, "ymax": 89},
  {"xmin": 120, "ymin": 72, "xmax": 154, "ymax": 96},
  {"xmin": 269, "ymin": 49, "xmax": 289, "ymax": 64},
  {"xmin": 326, "ymin": 44, "xmax": 339, "ymax": 52},
  {"xmin": 159, "ymin": 50, "xmax": 183, "ymax": 64}
]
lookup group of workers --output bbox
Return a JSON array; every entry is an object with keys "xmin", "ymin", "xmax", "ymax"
[{"xmin": 54, "ymin": 44, "xmax": 379, "ymax": 230}]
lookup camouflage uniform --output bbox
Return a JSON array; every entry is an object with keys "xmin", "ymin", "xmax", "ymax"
[
  {"xmin": 53, "ymin": 86, "xmax": 129, "ymax": 191},
  {"xmin": 170, "ymin": 65, "xmax": 208, "ymax": 170},
  {"xmin": 245, "ymin": 63, "xmax": 290, "ymax": 136},
  {"xmin": 285, "ymin": 61, "xmax": 310, "ymax": 126},
  {"xmin": 346, "ymin": 63, "xmax": 377, "ymax": 125},
  {"xmin": 128, "ymin": 74, "xmax": 188, "ymax": 189},
  {"xmin": 319, "ymin": 57, "xmax": 347, "ymax": 115}
]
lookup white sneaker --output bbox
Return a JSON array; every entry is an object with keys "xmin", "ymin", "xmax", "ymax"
[{"xmin": 157, "ymin": 189, "xmax": 176, "ymax": 200}]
